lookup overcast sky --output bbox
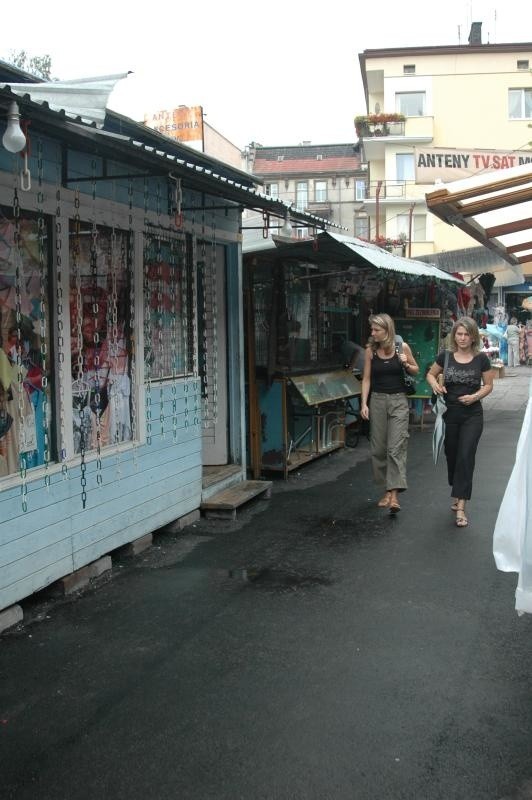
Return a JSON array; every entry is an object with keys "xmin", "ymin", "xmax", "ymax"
[{"xmin": 1, "ymin": 0, "xmax": 530, "ymax": 148}]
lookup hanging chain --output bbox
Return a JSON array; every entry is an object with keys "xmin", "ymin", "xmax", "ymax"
[
  {"xmin": 209, "ymin": 204, "xmax": 218, "ymax": 426},
  {"xmin": 90, "ymin": 163, "xmax": 103, "ymax": 487},
  {"xmin": 200, "ymin": 203, "xmax": 210, "ymax": 428},
  {"xmin": 180, "ymin": 226, "xmax": 190, "ymax": 434},
  {"xmin": 143, "ymin": 231, "xmax": 153, "ymax": 445},
  {"xmin": 169, "ymin": 236, "xmax": 179, "ymax": 442},
  {"xmin": 55, "ymin": 181, "xmax": 68, "ymax": 477},
  {"xmin": 110, "ymin": 227, "xmax": 122, "ymax": 481},
  {"xmin": 128, "ymin": 179, "xmax": 138, "ymax": 468},
  {"xmin": 73, "ymin": 188, "xmax": 87, "ymax": 508},
  {"xmin": 36, "ymin": 140, "xmax": 51, "ymax": 488},
  {"xmin": 156, "ymin": 235, "xmax": 165, "ymax": 439},
  {"xmin": 12, "ymin": 187, "xmax": 28, "ymax": 511}
]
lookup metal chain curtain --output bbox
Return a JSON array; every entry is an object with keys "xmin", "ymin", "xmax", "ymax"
[{"xmin": 69, "ymin": 215, "xmax": 133, "ymax": 506}]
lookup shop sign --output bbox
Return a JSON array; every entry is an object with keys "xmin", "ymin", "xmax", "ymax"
[
  {"xmin": 415, "ymin": 147, "xmax": 532, "ymax": 183},
  {"xmin": 405, "ymin": 308, "xmax": 441, "ymax": 318},
  {"xmin": 143, "ymin": 106, "xmax": 204, "ymax": 151}
]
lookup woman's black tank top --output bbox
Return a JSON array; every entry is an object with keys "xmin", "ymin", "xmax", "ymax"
[{"xmin": 371, "ymin": 351, "xmax": 405, "ymax": 394}]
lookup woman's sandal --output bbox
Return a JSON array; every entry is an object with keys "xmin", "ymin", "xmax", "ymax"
[
  {"xmin": 378, "ymin": 492, "xmax": 391, "ymax": 508},
  {"xmin": 455, "ymin": 511, "xmax": 468, "ymax": 527},
  {"xmin": 389, "ymin": 501, "xmax": 401, "ymax": 514}
]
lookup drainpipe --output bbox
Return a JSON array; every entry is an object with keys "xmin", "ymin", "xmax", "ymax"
[
  {"xmin": 375, "ymin": 180, "xmax": 383, "ymax": 238},
  {"xmin": 408, "ymin": 202, "xmax": 415, "ymax": 258}
]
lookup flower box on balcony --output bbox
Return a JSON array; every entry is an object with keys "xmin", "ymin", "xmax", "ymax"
[{"xmin": 355, "ymin": 113, "xmax": 406, "ymax": 138}]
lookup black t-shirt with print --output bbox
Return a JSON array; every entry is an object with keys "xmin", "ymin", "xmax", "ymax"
[{"xmin": 436, "ymin": 351, "xmax": 491, "ymax": 406}]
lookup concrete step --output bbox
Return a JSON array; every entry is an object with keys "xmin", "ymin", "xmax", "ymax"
[{"xmin": 200, "ymin": 480, "xmax": 272, "ymax": 520}]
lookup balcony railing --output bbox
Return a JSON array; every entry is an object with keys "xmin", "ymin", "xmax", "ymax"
[
  {"xmin": 356, "ymin": 120, "xmax": 405, "ymax": 138},
  {"xmin": 364, "ymin": 180, "xmax": 416, "ymax": 200}
]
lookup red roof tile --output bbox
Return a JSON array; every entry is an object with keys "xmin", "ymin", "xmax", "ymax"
[{"xmin": 253, "ymin": 156, "xmax": 361, "ymax": 176}]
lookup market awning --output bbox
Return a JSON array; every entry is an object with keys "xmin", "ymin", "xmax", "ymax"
[
  {"xmin": 243, "ymin": 231, "xmax": 463, "ymax": 284},
  {"xmin": 425, "ymin": 163, "xmax": 532, "ymax": 286}
]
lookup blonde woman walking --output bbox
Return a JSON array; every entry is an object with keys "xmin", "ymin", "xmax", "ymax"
[
  {"xmin": 427, "ymin": 317, "xmax": 493, "ymax": 528},
  {"xmin": 360, "ymin": 314, "xmax": 419, "ymax": 513}
]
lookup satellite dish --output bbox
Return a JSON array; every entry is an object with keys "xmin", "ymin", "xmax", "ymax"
[{"xmin": 374, "ymin": 102, "xmax": 381, "ymax": 114}]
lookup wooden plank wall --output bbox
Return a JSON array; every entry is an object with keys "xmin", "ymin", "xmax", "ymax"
[{"xmin": 0, "ymin": 383, "xmax": 202, "ymax": 611}]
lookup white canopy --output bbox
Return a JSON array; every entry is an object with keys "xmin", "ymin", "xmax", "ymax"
[{"xmin": 1, "ymin": 73, "xmax": 129, "ymax": 127}]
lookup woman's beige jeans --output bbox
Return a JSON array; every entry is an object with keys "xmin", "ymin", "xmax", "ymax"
[{"xmin": 369, "ymin": 392, "xmax": 410, "ymax": 491}]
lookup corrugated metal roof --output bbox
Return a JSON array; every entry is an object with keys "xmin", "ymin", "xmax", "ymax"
[
  {"xmin": 0, "ymin": 74, "xmax": 129, "ymax": 127},
  {"xmin": 244, "ymin": 231, "xmax": 463, "ymax": 284},
  {"xmin": 325, "ymin": 233, "xmax": 464, "ymax": 283}
]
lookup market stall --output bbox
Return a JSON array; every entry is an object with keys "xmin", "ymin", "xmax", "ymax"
[{"xmin": 244, "ymin": 232, "xmax": 463, "ymax": 477}]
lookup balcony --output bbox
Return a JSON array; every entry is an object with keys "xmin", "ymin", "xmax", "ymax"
[
  {"xmin": 363, "ymin": 180, "xmax": 419, "ymax": 202},
  {"xmin": 355, "ymin": 114, "xmax": 434, "ymax": 160},
  {"xmin": 355, "ymin": 120, "xmax": 405, "ymax": 138}
]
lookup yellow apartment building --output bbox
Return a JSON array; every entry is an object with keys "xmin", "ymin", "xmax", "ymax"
[{"xmin": 357, "ymin": 22, "xmax": 532, "ymax": 296}]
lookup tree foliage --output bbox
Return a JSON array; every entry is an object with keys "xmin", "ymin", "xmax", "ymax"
[{"xmin": 6, "ymin": 51, "xmax": 54, "ymax": 80}]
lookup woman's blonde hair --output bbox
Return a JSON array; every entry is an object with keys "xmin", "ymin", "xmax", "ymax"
[
  {"xmin": 450, "ymin": 316, "xmax": 481, "ymax": 353},
  {"xmin": 368, "ymin": 313, "xmax": 396, "ymax": 352}
]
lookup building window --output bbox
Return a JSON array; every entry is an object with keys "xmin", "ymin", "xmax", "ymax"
[
  {"xmin": 296, "ymin": 227, "xmax": 309, "ymax": 239},
  {"xmin": 69, "ymin": 222, "xmax": 133, "ymax": 455},
  {"xmin": 517, "ymin": 60, "xmax": 529, "ymax": 70},
  {"xmin": 509, "ymin": 88, "xmax": 532, "ymax": 119},
  {"xmin": 266, "ymin": 182, "xmax": 279, "ymax": 200},
  {"xmin": 355, "ymin": 180, "xmax": 366, "ymax": 201},
  {"xmin": 396, "ymin": 153, "xmax": 415, "ymax": 181},
  {"xmin": 354, "ymin": 215, "xmax": 369, "ymax": 239},
  {"xmin": 396, "ymin": 91, "xmax": 425, "ymax": 116},
  {"xmin": 315, "ymin": 180, "xmax": 327, "ymax": 202},
  {"xmin": 0, "ymin": 206, "xmax": 54, "ymax": 477},
  {"xmin": 296, "ymin": 181, "xmax": 308, "ymax": 211},
  {"xmin": 403, "ymin": 64, "xmax": 416, "ymax": 74},
  {"xmin": 397, "ymin": 213, "xmax": 426, "ymax": 242}
]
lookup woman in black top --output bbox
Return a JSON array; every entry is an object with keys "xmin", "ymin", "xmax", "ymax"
[
  {"xmin": 361, "ymin": 314, "xmax": 419, "ymax": 513},
  {"xmin": 427, "ymin": 316, "xmax": 493, "ymax": 527}
]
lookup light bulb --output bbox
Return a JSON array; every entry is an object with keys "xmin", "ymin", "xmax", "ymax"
[{"xmin": 2, "ymin": 102, "xmax": 26, "ymax": 153}]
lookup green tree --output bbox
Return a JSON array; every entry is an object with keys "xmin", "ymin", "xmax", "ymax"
[{"xmin": 6, "ymin": 51, "xmax": 54, "ymax": 80}]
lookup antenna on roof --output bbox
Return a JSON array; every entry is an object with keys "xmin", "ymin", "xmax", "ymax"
[{"xmin": 458, "ymin": 25, "xmax": 461, "ymax": 45}]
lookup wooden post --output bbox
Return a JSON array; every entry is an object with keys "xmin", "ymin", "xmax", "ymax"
[{"xmin": 244, "ymin": 269, "xmax": 262, "ymax": 480}]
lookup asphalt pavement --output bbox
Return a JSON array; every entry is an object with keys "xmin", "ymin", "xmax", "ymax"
[{"xmin": 1, "ymin": 366, "xmax": 532, "ymax": 800}]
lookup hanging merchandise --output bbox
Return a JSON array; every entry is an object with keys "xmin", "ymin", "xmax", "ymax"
[
  {"xmin": 55, "ymin": 172, "xmax": 68, "ymax": 478},
  {"xmin": 361, "ymin": 273, "xmax": 382, "ymax": 302},
  {"xmin": 35, "ymin": 141, "xmax": 50, "ymax": 488}
]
